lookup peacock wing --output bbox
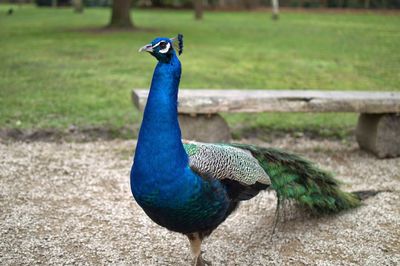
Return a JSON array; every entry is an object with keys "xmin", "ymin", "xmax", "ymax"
[{"xmin": 183, "ymin": 141, "xmax": 271, "ymax": 202}]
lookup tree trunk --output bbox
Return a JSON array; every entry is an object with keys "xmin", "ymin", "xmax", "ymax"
[
  {"xmin": 271, "ymin": 0, "xmax": 279, "ymax": 20},
  {"xmin": 109, "ymin": 0, "xmax": 134, "ymax": 29},
  {"xmin": 194, "ymin": 0, "xmax": 203, "ymax": 20},
  {"xmin": 73, "ymin": 0, "xmax": 83, "ymax": 13}
]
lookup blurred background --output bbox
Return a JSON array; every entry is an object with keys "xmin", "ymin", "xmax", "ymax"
[
  {"xmin": 7, "ymin": 0, "xmax": 400, "ymax": 10},
  {"xmin": 0, "ymin": 1, "xmax": 399, "ymax": 141}
]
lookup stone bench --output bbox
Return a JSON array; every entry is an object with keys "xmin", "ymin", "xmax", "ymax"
[{"xmin": 132, "ymin": 89, "xmax": 400, "ymax": 158}]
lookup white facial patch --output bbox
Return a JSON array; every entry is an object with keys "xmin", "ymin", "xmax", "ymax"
[
  {"xmin": 153, "ymin": 41, "xmax": 171, "ymax": 54},
  {"xmin": 159, "ymin": 42, "xmax": 171, "ymax": 54}
]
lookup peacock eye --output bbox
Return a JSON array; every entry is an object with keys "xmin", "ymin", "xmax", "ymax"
[{"xmin": 158, "ymin": 41, "xmax": 171, "ymax": 54}]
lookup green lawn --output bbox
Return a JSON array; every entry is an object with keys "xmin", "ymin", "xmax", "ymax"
[{"xmin": 0, "ymin": 5, "xmax": 399, "ymax": 138}]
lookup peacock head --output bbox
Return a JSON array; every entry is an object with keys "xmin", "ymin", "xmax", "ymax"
[{"xmin": 139, "ymin": 34, "xmax": 183, "ymax": 63}]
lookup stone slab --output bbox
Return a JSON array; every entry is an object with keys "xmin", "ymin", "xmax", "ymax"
[
  {"xmin": 356, "ymin": 113, "xmax": 400, "ymax": 158},
  {"xmin": 133, "ymin": 89, "xmax": 400, "ymax": 114},
  {"xmin": 178, "ymin": 114, "xmax": 231, "ymax": 142}
]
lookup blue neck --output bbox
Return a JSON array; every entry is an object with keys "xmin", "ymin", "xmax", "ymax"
[{"xmin": 133, "ymin": 54, "xmax": 188, "ymax": 177}]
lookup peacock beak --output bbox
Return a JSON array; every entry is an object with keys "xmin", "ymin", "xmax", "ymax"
[{"xmin": 139, "ymin": 44, "xmax": 153, "ymax": 53}]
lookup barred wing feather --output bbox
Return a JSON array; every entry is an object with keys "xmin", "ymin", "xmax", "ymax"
[{"xmin": 183, "ymin": 141, "xmax": 271, "ymax": 186}]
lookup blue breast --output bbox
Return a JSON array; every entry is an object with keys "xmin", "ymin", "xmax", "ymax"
[{"xmin": 131, "ymin": 167, "xmax": 230, "ymax": 233}]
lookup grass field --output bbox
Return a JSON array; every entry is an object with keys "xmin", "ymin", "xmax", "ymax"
[{"xmin": 0, "ymin": 5, "xmax": 399, "ymax": 138}]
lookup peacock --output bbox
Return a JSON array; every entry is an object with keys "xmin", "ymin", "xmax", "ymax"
[{"xmin": 130, "ymin": 35, "xmax": 372, "ymax": 266}]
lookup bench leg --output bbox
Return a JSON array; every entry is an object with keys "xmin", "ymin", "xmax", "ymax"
[
  {"xmin": 178, "ymin": 114, "xmax": 231, "ymax": 142},
  {"xmin": 356, "ymin": 113, "xmax": 400, "ymax": 158}
]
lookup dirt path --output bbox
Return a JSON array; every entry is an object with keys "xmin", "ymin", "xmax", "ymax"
[{"xmin": 1, "ymin": 138, "xmax": 399, "ymax": 265}]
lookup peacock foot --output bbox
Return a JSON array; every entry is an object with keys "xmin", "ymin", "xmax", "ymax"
[
  {"xmin": 188, "ymin": 233, "xmax": 211, "ymax": 266},
  {"xmin": 194, "ymin": 253, "xmax": 212, "ymax": 266}
]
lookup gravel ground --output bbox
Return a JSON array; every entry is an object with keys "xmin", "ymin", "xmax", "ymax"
[{"xmin": 1, "ymin": 137, "xmax": 399, "ymax": 265}]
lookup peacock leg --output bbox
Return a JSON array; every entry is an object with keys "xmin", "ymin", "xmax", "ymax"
[{"xmin": 187, "ymin": 233, "xmax": 211, "ymax": 266}]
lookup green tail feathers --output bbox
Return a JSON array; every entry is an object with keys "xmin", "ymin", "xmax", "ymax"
[{"xmin": 231, "ymin": 144, "xmax": 361, "ymax": 214}]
